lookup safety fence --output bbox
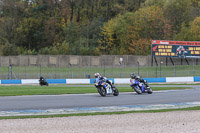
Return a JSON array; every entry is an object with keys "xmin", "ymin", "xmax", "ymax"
[
  {"xmin": 0, "ymin": 76, "xmax": 199, "ymax": 85},
  {"xmin": 1, "ymin": 64, "xmax": 200, "ymax": 79}
]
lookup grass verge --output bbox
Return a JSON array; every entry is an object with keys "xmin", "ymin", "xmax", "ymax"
[
  {"xmin": 0, "ymin": 85, "xmax": 192, "ymax": 96},
  {"xmin": 150, "ymin": 83, "xmax": 200, "ymax": 85},
  {"xmin": 0, "ymin": 106, "xmax": 200, "ymax": 120}
]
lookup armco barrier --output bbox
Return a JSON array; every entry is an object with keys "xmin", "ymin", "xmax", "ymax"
[
  {"xmin": 114, "ymin": 78, "xmax": 166, "ymax": 84},
  {"xmin": 143, "ymin": 78, "xmax": 166, "ymax": 83},
  {"xmin": 0, "ymin": 77, "xmax": 198, "ymax": 85},
  {"xmin": 194, "ymin": 76, "xmax": 200, "ymax": 82},
  {"xmin": 46, "ymin": 79, "xmax": 67, "ymax": 84},
  {"xmin": 1, "ymin": 79, "xmax": 21, "ymax": 84}
]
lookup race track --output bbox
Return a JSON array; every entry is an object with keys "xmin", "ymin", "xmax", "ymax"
[{"xmin": 0, "ymin": 85, "xmax": 200, "ymax": 116}]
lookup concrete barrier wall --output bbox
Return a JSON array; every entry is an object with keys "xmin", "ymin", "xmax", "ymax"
[
  {"xmin": 67, "ymin": 79, "xmax": 90, "ymax": 84},
  {"xmin": 114, "ymin": 78, "xmax": 130, "ymax": 84},
  {"xmin": 1, "ymin": 55, "xmax": 196, "ymax": 67},
  {"xmin": 166, "ymin": 77, "xmax": 193, "ymax": 83},
  {"xmin": 0, "ymin": 77, "xmax": 198, "ymax": 84},
  {"xmin": 21, "ymin": 79, "xmax": 39, "ymax": 84}
]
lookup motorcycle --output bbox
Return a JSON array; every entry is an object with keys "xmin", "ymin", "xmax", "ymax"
[
  {"xmin": 130, "ymin": 79, "xmax": 152, "ymax": 94},
  {"xmin": 95, "ymin": 79, "xmax": 119, "ymax": 96},
  {"xmin": 39, "ymin": 77, "xmax": 48, "ymax": 86}
]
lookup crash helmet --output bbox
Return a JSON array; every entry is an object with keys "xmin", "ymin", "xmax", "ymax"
[
  {"xmin": 130, "ymin": 73, "xmax": 136, "ymax": 79},
  {"xmin": 135, "ymin": 75, "xmax": 140, "ymax": 79},
  {"xmin": 94, "ymin": 73, "xmax": 101, "ymax": 78}
]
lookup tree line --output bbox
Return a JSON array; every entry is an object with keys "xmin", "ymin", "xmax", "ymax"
[{"xmin": 0, "ymin": 0, "xmax": 200, "ymax": 56}]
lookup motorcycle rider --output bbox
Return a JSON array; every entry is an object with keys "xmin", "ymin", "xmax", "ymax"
[
  {"xmin": 39, "ymin": 76, "xmax": 45, "ymax": 83},
  {"xmin": 39, "ymin": 76, "xmax": 48, "ymax": 86},
  {"xmin": 94, "ymin": 73, "xmax": 114, "ymax": 89},
  {"xmin": 130, "ymin": 73, "xmax": 150, "ymax": 89}
]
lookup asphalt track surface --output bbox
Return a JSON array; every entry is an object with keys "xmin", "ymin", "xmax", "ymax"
[{"xmin": 0, "ymin": 85, "xmax": 200, "ymax": 112}]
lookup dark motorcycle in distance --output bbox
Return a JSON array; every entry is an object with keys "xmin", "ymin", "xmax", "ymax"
[
  {"xmin": 95, "ymin": 79, "xmax": 119, "ymax": 96},
  {"xmin": 130, "ymin": 79, "xmax": 152, "ymax": 94},
  {"xmin": 39, "ymin": 76, "xmax": 48, "ymax": 86}
]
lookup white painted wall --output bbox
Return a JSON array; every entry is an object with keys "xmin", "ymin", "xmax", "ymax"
[
  {"xmin": 114, "ymin": 78, "xmax": 130, "ymax": 84},
  {"xmin": 67, "ymin": 79, "xmax": 90, "ymax": 84},
  {"xmin": 21, "ymin": 79, "xmax": 39, "ymax": 84},
  {"xmin": 166, "ymin": 77, "xmax": 193, "ymax": 83}
]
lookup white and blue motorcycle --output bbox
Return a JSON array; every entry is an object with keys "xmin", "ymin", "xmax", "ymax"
[{"xmin": 95, "ymin": 79, "xmax": 119, "ymax": 97}]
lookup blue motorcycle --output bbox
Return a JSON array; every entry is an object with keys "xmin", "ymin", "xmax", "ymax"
[{"xmin": 130, "ymin": 79, "xmax": 152, "ymax": 94}]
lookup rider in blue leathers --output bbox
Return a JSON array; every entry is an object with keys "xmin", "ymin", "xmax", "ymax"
[{"xmin": 130, "ymin": 73, "xmax": 150, "ymax": 92}]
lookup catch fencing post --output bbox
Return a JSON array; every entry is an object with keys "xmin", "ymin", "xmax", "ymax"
[
  {"xmin": 112, "ymin": 64, "xmax": 113, "ymax": 78},
  {"xmin": 103, "ymin": 61, "xmax": 105, "ymax": 77},
  {"xmin": 54, "ymin": 64, "xmax": 56, "ymax": 79},
  {"xmin": 137, "ymin": 61, "xmax": 140, "ymax": 76},
  {"xmin": 87, "ymin": 63, "xmax": 88, "ymax": 78},
  {"xmin": 155, "ymin": 64, "xmax": 157, "ymax": 77},
  {"xmin": 7, "ymin": 66, "xmax": 9, "ymax": 79},
  {"xmin": 160, "ymin": 61, "xmax": 163, "ymax": 77},
  {"xmin": 24, "ymin": 65, "xmax": 27, "ymax": 79},
  {"xmin": 174, "ymin": 63, "xmax": 176, "ymax": 77},
  {"xmin": 193, "ymin": 59, "xmax": 195, "ymax": 76},
  {"xmin": 9, "ymin": 65, "xmax": 12, "ymax": 79},
  {"xmin": 69, "ymin": 63, "xmax": 72, "ymax": 79},
  {"xmin": 40, "ymin": 64, "xmax": 41, "ymax": 77},
  {"xmin": 119, "ymin": 58, "xmax": 123, "ymax": 78}
]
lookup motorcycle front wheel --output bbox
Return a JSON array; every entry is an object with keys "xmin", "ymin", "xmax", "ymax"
[
  {"xmin": 147, "ymin": 87, "xmax": 153, "ymax": 94},
  {"xmin": 133, "ymin": 86, "xmax": 142, "ymax": 94},
  {"xmin": 113, "ymin": 88, "xmax": 119, "ymax": 96},
  {"xmin": 97, "ymin": 87, "xmax": 107, "ymax": 96}
]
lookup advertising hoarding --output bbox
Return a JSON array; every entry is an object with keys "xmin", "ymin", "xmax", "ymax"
[{"xmin": 152, "ymin": 40, "xmax": 200, "ymax": 58}]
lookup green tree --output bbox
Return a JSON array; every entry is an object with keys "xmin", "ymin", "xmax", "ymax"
[
  {"xmin": 98, "ymin": 18, "xmax": 116, "ymax": 54},
  {"xmin": 175, "ymin": 17, "xmax": 200, "ymax": 41},
  {"xmin": 163, "ymin": 0, "xmax": 194, "ymax": 37},
  {"xmin": 127, "ymin": 6, "xmax": 165, "ymax": 54}
]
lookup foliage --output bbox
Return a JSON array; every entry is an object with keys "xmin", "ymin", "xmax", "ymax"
[
  {"xmin": 98, "ymin": 18, "xmax": 116, "ymax": 54},
  {"xmin": 97, "ymin": 5, "xmax": 165, "ymax": 55},
  {"xmin": 38, "ymin": 41, "xmax": 70, "ymax": 55},
  {"xmin": 0, "ymin": 0, "xmax": 200, "ymax": 56},
  {"xmin": 2, "ymin": 42, "xmax": 20, "ymax": 56},
  {"xmin": 175, "ymin": 17, "xmax": 200, "ymax": 41}
]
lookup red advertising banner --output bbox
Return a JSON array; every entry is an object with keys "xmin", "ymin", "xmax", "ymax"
[
  {"xmin": 152, "ymin": 40, "xmax": 200, "ymax": 58},
  {"xmin": 152, "ymin": 40, "xmax": 200, "ymax": 46}
]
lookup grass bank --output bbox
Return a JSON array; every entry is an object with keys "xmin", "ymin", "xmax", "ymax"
[{"xmin": 0, "ymin": 85, "xmax": 192, "ymax": 96}]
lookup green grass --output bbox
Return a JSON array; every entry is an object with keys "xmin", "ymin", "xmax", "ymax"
[
  {"xmin": 0, "ymin": 85, "xmax": 192, "ymax": 96},
  {"xmin": 0, "ymin": 106, "xmax": 200, "ymax": 120},
  {"xmin": 150, "ymin": 83, "xmax": 200, "ymax": 85}
]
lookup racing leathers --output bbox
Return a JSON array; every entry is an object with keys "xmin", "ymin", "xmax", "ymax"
[
  {"xmin": 95, "ymin": 76, "xmax": 114, "ymax": 88},
  {"xmin": 130, "ymin": 77, "xmax": 150, "ymax": 89}
]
